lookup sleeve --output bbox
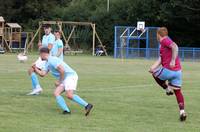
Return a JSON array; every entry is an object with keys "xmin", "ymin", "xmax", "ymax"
[
  {"xmin": 48, "ymin": 34, "xmax": 55, "ymax": 45},
  {"xmin": 51, "ymin": 57, "xmax": 62, "ymax": 69},
  {"xmin": 43, "ymin": 62, "xmax": 49, "ymax": 72},
  {"xmin": 162, "ymin": 37, "xmax": 173, "ymax": 48},
  {"xmin": 57, "ymin": 40, "xmax": 64, "ymax": 48}
]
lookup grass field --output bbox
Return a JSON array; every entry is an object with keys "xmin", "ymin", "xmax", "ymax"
[{"xmin": 0, "ymin": 54, "xmax": 200, "ymax": 132}]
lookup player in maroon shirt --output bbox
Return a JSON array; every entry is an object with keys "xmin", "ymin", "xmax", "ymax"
[{"xmin": 149, "ymin": 27, "xmax": 187, "ymax": 121}]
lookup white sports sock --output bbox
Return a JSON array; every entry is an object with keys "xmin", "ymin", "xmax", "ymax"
[
  {"xmin": 180, "ymin": 109, "xmax": 185, "ymax": 115},
  {"xmin": 36, "ymin": 85, "xmax": 42, "ymax": 89},
  {"xmin": 166, "ymin": 87, "xmax": 171, "ymax": 92}
]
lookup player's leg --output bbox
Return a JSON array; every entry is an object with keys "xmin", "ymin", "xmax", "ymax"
[
  {"xmin": 152, "ymin": 68, "xmax": 173, "ymax": 95},
  {"xmin": 66, "ymin": 90, "xmax": 88, "ymax": 107},
  {"xmin": 169, "ymin": 85, "xmax": 186, "ymax": 121},
  {"xmin": 27, "ymin": 57, "xmax": 45, "ymax": 95},
  {"xmin": 27, "ymin": 67, "xmax": 42, "ymax": 95},
  {"xmin": 169, "ymin": 70, "xmax": 186, "ymax": 121},
  {"xmin": 54, "ymin": 84, "xmax": 71, "ymax": 114},
  {"xmin": 152, "ymin": 75, "xmax": 168, "ymax": 89},
  {"xmin": 64, "ymin": 75, "xmax": 93, "ymax": 116},
  {"xmin": 66, "ymin": 90, "xmax": 93, "ymax": 116}
]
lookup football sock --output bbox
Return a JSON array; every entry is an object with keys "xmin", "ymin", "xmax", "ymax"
[
  {"xmin": 31, "ymin": 72, "xmax": 41, "ymax": 90},
  {"xmin": 72, "ymin": 94, "xmax": 88, "ymax": 107},
  {"xmin": 56, "ymin": 96, "xmax": 70, "ymax": 112},
  {"xmin": 174, "ymin": 89, "xmax": 185, "ymax": 110},
  {"xmin": 152, "ymin": 75, "xmax": 168, "ymax": 89},
  {"xmin": 166, "ymin": 87, "xmax": 172, "ymax": 92}
]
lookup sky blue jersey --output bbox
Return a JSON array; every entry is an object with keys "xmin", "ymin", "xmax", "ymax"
[
  {"xmin": 45, "ymin": 56, "xmax": 77, "ymax": 80},
  {"xmin": 42, "ymin": 33, "xmax": 55, "ymax": 48},
  {"xmin": 51, "ymin": 39, "xmax": 64, "ymax": 60}
]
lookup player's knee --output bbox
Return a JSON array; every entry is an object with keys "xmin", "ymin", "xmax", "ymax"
[
  {"xmin": 153, "ymin": 76, "xmax": 168, "ymax": 89},
  {"xmin": 66, "ymin": 93, "xmax": 73, "ymax": 99}
]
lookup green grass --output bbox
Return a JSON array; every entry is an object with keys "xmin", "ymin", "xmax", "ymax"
[{"xmin": 0, "ymin": 54, "xmax": 200, "ymax": 132}]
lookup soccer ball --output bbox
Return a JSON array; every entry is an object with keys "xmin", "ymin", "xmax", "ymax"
[{"xmin": 17, "ymin": 53, "xmax": 28, "ymax": 63}]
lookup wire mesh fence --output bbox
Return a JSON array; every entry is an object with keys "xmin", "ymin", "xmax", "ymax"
[{"xmin": 114, "ymin": 26, "xmax": 200, "ymax": 61}]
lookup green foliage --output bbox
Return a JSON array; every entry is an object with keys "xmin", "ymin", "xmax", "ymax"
[{"xmin": 0, "ymin": 0, "xmax": 199, "ymax": 52}]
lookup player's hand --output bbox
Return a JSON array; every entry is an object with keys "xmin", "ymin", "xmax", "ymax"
[
  {"xmin": 32, "ymin": 64, "xmax": 37, "ymax": 71},
  {"xmin": 55, "ymin": 80, "xmax": 64, "ymax": 87},
  {"xmin": 149, "ymin": 68, "xmax": 154, "ymax": 74},
  {"xmin": 149, "ymin": 66, "xmax": 155, "ymax": 74},
  {"xmin": 170, "ymin": 60, "xmax": 175, "ymax": 68}
]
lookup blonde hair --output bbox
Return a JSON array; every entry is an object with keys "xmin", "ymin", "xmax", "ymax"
[{"xmin": 157, "ymin": 27, "xmax": 168, "ymax": 37}]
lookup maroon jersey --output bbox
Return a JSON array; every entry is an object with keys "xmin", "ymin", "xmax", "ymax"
[{"xmin": 160, "ymin": 37, "xmax": 181, "ymax": 71}]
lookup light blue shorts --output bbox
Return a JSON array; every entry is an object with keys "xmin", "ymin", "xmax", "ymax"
[{"xmin": 153, "ymin": 67, "xmax": 182, "ymax": 88}]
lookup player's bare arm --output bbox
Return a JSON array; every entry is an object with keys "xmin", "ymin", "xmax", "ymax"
[
  {"xmin": 33, "ymin": 66, "xmax": 48, "ymax": 77},
  {"xmin": 149, "ymin": 57, "xmax": 161, "ymax": 73},
  {"xmin": 57, "ymin": 64, "xmax": 65, "ymax": 83},
  {"xmin": 56, "ymin": 48, "xmax": 63, "ymax": 57},
  {"xmin": 38, "ymin": 40, "xmax": 42, "ymax": 49},
  {"xmin": 170, "ymin": 42, "xmax": 178, "ymax": 68}
]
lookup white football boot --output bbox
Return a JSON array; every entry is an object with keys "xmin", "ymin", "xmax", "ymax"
[{"xmin": 27, "ymin": 87, "xmax": 43, "ymax": 95}]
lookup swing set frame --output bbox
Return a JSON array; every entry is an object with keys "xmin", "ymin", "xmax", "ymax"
[{"xmin": 26, "ymin": 21, "xmax": 108, "ymax": 56}]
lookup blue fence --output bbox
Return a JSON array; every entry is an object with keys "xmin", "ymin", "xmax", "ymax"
[
  {"xmin": 114, "ymin": 47, "xmax": 200, "ymax": 61},
  {"xmin": 114, "ymin": 26, "xmax": 200, "ymax": 61}
]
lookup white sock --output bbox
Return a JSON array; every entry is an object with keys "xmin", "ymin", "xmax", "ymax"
[
  {"xmin": 180, "ymin": 109, "xmax": 185, "ymax": 115},
  {"xmin": 166, "ymin": 87, "xmax": 171, "ymax": 92},
  {"xmin": 36, "ymin": 85, "xmax": 42, "ymax": 89}
]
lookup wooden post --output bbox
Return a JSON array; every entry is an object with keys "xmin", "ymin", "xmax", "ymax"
[
  {"xmin": 3, "ymin": 37, "xmax": 11, "ymax": 52},
  {"xmin": 19, "ymin": 28, "xmax": 22, "ymax": 50},
  {"xmin": 95, "ymin": 31, "xmax": 108, "ymax": 56},
  {"xmin": 10, "ymin": 28, "xmax": 12, "ymax": 50},
  {"xmin": 91, "ymin": 23, "xmax": 108, "ymax": 56},
  {"xmin": 66, "ymin": 26, "xmax": 76, "ymax": 47},
  {"xmin": 2, "ymin": 32, "xmax": 4, "ymax": 48},
  {"xmin": 2, "ymin": 27, "xmax": 11, "ymax": 52},
  {"xmin": 30, "ymin": 32, "xmax": 34, "ymax": 51},
  {"xmin": 38, "ymin": 22, "xmax": 41, "ymax": 43},
  {"xmin": 1, "ymin": 21, "xmax": 4, "ymax": 48},
  {"xmin": 91, "ymin": 24, "xmax": 108, "ymax": 56},
  {"xmin": 58, "ymin": 22, "xmax": 70, "ymax": 49},
  {"xmin": 26, "ymin": 23, "xmax": 42, "ymax": 53},
  {"xmin": 25, "ymin": 32, "xmax": 29, "ymax": 49},
  {"xmin": 92, "ymin": 24, "xmax": 95, "ymax": 56}
]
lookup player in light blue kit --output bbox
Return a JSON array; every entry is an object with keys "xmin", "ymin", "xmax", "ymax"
[
  {"xmin": 51, "ymin": 30, "xmax": 64, "ymax": 60},
  {"xmin": 33, "ymin": 47, "xmax": 93, "ymax": 116},
  {"xmin": 27, "ymin": 24, "xmax": 55, "ymax": 95}
]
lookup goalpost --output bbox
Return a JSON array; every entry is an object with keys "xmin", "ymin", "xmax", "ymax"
[
  {"xmin": 114, "ymin": 21, "xmax": 159, "ymax": 59},
  {"xmin": 26, "ymin": 21, "xmax": 108, "ymax": 56}
]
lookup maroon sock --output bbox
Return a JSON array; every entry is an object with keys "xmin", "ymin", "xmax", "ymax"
[
  {"xmin": 152, "ymin": 75, "xmax": 168, "ymax": 89},
  {"xmin": 174, "ymin": 89, "xmax": 185, "ymax": 110}
]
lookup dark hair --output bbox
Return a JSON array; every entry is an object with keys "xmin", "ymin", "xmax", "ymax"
[
  {"xmin": 42, "ymin": 24, "xmax": 51, "ymax": 28},
  {"xmin": 40, "ymin": 47, "xmax": 49, "ymax": 54},
  {"xmin": 54, "ymin": 30, "xmax": 61, "ymax": 34}
]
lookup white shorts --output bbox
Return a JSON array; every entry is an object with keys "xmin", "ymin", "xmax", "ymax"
[
  {"xmin": 34, "ymin": 57, "xmax": 46, "ymax": 70},
  {"xmin": 63, "ymin": 75, "xmax": 78, "ymax": 91}
]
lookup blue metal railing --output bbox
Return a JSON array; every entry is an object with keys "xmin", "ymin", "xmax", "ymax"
[
  {"xmin": 114, "ymin": 47, "xmax": 200, "ymax": 61},
  {"xmin": 114, "ymin": 26, "xmax": 200, "ymax": 61}
]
